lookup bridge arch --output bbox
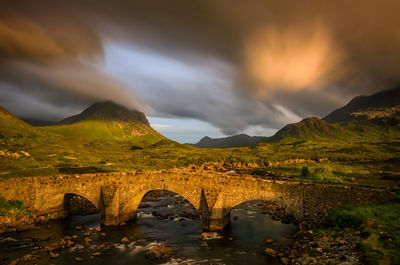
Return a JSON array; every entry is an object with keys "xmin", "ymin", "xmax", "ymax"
[
  {"xmin": 139, "ymin": 190, "xmax": 198, "ymax": 208},
  {"xmin": 119, "ymin": 188, "xmax": 200, "ymax": 224},
  {"xmin": 136, "ymin": 190, "xmax": 200, "ymax": 220},
  {"xmin": 63, "ymin": 193, "xmax": 99, "ymax": 216},
  {"xmin": 227, "ymin": 198, "xmax": 294, "ymax": 221},
  {"xmin": 37, "ymin": 189, "xmax": 101, "ymax": 217}
]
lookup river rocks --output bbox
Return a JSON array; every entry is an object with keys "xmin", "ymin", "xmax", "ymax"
[
  {"xmin": 120, "ymin": 237, "xmax": 129, "ymax": 244},
  {"xmin": 201, "ymin": 232, "xmax": 223, "ymax": 240},
  {"xmin": 0, "ymin": 214, "xmax": 36, "ymax": 234},
  {"xmin": 278, "ymin": 227, "xmax": 361, "ymax": 265},
  {"xmin": 265, "ymin": 248, "xmax": 276, "ymax": 257},
  {"xmin": 7, "ymin": 236, "xmax": 77, "ymax": 264},
  {"xmin": 266, "ymin": 248, "xmax": 278, "ymax": 256},
  {"xmin": 265, "ymin": 238, "xmax": 275, "ymax": 244},
  {"xmin": 145, "ymin": 243, "xmax": 174, "ymax": 260},
  {"xmin": 280, "ymin": 257, "xmax": 290, "ymax": 264},
  {"xmin": 66, "ymin": 240, "xmax": 75, "ymax": 247}
]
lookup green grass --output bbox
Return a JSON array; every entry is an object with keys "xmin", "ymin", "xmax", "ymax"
[
  {"xmin": 1, "ymin": 128, "xmax": 399, "ymax": 187},
  {"xmin": 0, "ymin": 196, "xmax": 31, "ymax": 215},
  {"xmin": 300, "ymin": 166, "xmax": 344, "ymax": 183},
  {"xmin": 328, "ymin": 202, "xmax": 400, "ymax": 264},
  {"xmin": 0, "ymin": 196, "xmax": 24, "ymax": 210}
]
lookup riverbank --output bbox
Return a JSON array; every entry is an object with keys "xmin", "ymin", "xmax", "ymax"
[
  {"xmin": 0, "ymin": 212, "xmax": 66, "ymax": 234},
  {"xmin": 267, "ymin": 201, "xmax": 400, "ymax": 265}
]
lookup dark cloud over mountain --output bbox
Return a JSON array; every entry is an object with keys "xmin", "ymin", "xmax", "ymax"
[{"xmin": 0, "ymin": 0, "xmax": 400, "ymax": 134}]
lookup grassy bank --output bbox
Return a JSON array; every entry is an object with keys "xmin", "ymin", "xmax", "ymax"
[{"xmin": 327, "ymin": 200, "xmax": 400, "ymax": 264}]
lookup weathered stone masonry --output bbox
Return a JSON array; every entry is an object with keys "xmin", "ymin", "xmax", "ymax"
[{"xmin": 0, "ymin": 170, "xmax": 394, "ymax": 231}]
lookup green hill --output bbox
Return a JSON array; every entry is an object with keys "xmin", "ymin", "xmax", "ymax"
[
  {"xmin": 0, "ymin": 106, "xmax": 34, "ymax": 138},
  {"xmin": 0, "ymin": 106, "xmax": 30, "ymax": 129},
  {"xmin": 41, "ymin": 101, "xmax": 164, "ymax": 144},
  {"xmin": 269, "ymin": 117, "xmax": 400, "ymax": 142}
]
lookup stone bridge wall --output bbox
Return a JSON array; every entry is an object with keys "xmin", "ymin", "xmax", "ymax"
[{"xmin": 0, "ymin": 170, "xmax": 394, "ymax": 230}]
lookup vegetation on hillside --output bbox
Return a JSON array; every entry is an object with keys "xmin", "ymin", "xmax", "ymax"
[{"xmin": 0, "ymin": 100, "xmax": 399, "ymax": 188}]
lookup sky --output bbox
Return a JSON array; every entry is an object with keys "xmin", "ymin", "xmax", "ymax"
[{"xmin": 0, "ymin": 0, "xmax": 400, "ymax": 143}]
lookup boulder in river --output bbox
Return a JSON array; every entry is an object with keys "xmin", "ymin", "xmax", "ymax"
[
  {"xmin": 145, "ymin": 243, "xmax": 174, "ymax": 260},
  {"xmin": 120, "ymin": 237, "xmax": 129, "ymax": 244},
  {"xmin": 265, "ymin": 247, "xmax": 276, "ymax": 257}
]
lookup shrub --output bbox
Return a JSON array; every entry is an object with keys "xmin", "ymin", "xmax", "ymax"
[
  {"xmin": 300, "ymin": 166, "xmax": 343, "ymax": 183},
  {"xmin": 301, "ymin": 166, "xmax": 311, "ymax": 178},
  {"xmin": 130, "ymin": 145, "xmax": 143, "ymax": 151},
  {"xmin": 250, "ymin": 168, "xmax": 268, "ymax": 176},
  {"xmin": 328, "ymin": 206, "xmax": 363, "ymax": 228},
  {"xmin": 0, "ymin": 196, "xmax": 24, "ymax": 210}
]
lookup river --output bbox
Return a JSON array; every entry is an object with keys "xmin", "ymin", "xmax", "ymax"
[{"xmin": 0, "ymin": 191, "xmax": 298, "ymax": 265}]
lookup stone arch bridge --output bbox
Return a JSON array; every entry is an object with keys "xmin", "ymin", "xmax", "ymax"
[{"xmin": 0, "ymin": 170, "xmax": 394, "ymax": 231}]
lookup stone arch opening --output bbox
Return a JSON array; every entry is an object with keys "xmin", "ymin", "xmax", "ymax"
[
  {"xmin": 137, "ymin": 190, "xmax": 200, "ymax": 222},
  {"xmin": 230, "ymin": 199, "xmax": 297, "ymax": 225},
  {"xmin": 63, "ymin": 193, "xmax": 99, "ymax": 216}
]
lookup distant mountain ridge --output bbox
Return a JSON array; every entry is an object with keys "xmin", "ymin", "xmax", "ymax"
[
  {"xmin": 191, "ymin": 87, "xmax": 400, "ymax": 148},
  {"xmin": 21, "ymin": 118, "xmax": 56, "ymax": 126},
  {"xmin": 190, "ymin": 134, "xmax": 267, "ymax": 148},
  {"xmin": 2, "ymin": 86, "xmax": 400, "ymax": 148},
  {"xmin": 323, "ymin": 86, "xmax": 400, "ymax": 123}
]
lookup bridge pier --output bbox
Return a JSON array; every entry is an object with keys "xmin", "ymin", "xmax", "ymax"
[
  {"xmin": 201, "ymin": 207, "xmax": 231, "ymax": 231},
  {"xmin": 100, "ymin": 186, "xmax": 127, "ymax": 226},
  {"xmin": 199, "ymin": 189, "xmax": 231, "ymax": 231}
]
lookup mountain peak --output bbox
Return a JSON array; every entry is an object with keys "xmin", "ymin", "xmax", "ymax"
[
  {"xmin": 59, "ymin": 101, "xmax": 149, "ymax": 126},
  {"xmin": 323, "ymin": 87, "xmax": 400, "ymax": 123}
]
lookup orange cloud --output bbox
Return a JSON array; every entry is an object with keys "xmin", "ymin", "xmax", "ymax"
[{"xmin": 245, "ymin": 23, "xmax": 347, "ymax": 97}]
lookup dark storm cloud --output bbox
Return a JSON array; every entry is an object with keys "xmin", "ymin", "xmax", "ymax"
[{"xmin": 0, "ymin": 0, "xmax": 400, "ymax": 133}]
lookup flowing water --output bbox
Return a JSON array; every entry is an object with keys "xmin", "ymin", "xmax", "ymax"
[{"xmin": 0, "ymin": 191, "xmax": 298, "ymax": 265}]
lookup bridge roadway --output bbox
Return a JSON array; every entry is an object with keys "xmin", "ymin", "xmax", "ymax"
[{"xmin": 0, "ymin": 169, "xmax": 394, "ymax": 230}]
